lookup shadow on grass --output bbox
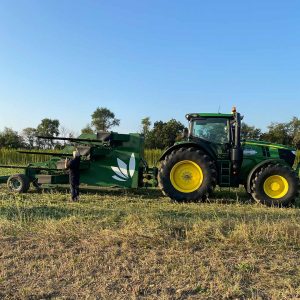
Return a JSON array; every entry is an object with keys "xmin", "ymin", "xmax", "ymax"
[
  {"xmin": 0, "ymin": 204, "xmax": 127, "ymax": 223},
  {"xmin": 0, "ymin": 205, "xmax": 82, "ymax": 221},
  {"xmin": 4, "ymin": 182, "xmax": 300, "ymax": 207},
  {"xmin": 35, "ymin": 185, "xmax": 165, "ymax": 200},
  {"xmin": 36, "ymin": 185, "xmax": 252, "ymax": 203}
]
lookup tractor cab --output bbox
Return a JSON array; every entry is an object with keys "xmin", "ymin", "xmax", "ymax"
[
  {"xmin": 185, "ymin": 113, "xmax": 234, "ymax": 145},
  {"xmin": 185, "ymin": 108, "xmax": 243, "ymax": 175}
]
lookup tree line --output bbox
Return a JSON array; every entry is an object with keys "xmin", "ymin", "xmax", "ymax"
[
  {"xmin": 142, "ymin": 116, "xmax": 300, "ymax": 149},
  {"xmin": 0, "ymin": 107, "xmax": 299, "ymax": 149},
  {"xmin": 241, "ymin": 118, "xmax": 300, "ymax": 147},
  {"xmin": 0, "ymin": 107, "xmax": 120, "ymax": 149}
]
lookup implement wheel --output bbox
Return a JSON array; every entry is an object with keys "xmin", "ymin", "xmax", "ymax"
[
  {"xmin": 7, "ymin": 174, "xmax": 30, "ymax": 193},
  {"xmin": 158, "ymin": 147, "xmax": 217, "ymax": 202},
  {"xmin": 251, "ymin": 164, "xmax": 298, "ymax": 207}
]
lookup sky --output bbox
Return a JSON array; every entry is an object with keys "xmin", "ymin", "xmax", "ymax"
[{"xmin": 0, "ymin": 0, "xmax": 299, "ymax": 135}]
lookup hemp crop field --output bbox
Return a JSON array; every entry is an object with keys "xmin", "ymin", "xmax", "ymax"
[
  {"xmin": 0, "ymin": 181, "xmax": 300, "ymax": 299},
  {"xmin": 0, "ymin": 149, "xmax": 163, "ymax": 168}
]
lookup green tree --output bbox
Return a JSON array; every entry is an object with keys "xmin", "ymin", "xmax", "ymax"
[
  {"xmin": 91, "ymin": 107, "xmax": 120, "ymax": 131},
  {"xmin": 290, "ymin": 117, "xmax": 300, "ymax": 145},
  {"xmin": 261, "ymin": 117, "xmax": 300, "ymax": 145},
  {"xmin": 22, "ymin": 127, "xmax": 37, "ymax": 149},
  {"xmin": 262, "ymin": 122, "xmax": 290, "ymax": 145},
  {"xmin": 293, "ymin": 131, "xmax": 300, "ymax": 149},
  {"xmin": 146, "ymin": 121, "xmax": 164, "ymax": 149},
  {"xmin": 241, "ymin": 123, "xmax": 262, "ymax": 140},
  {"xmin": 81, "ymin": 124, "xmax": 95, "ymax": 134},
  {"xmin": 0, "ymin": 127, "xmax": 24, "ymax": 148},
  {"xmin": 36, "ymin": 118, "xmax": 60, "ymax": 149},
  {"xmin": 145, "ymin": 119, "xmax": 185, "ymax": 149},
  {"xmin": 59, "ymin": 126, "xmax": 76, "ymax": 147},
  {"xmin": 141, "ymin": 117, "xmax": 151, "ymax": 135},
  {"xmin": 164, "ymin": 119, "xmax": 186, "ymax": 146}
]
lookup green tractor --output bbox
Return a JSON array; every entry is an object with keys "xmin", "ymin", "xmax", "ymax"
[{"xmin": 158, "ymin": 108, "xmax": 299, "ymax": 206}]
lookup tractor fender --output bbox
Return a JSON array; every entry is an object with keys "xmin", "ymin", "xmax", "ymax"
[
  {"xmin": 158, "ymin": 142, "xmax": 217, "ymax": 163},
  {"xmin": 245, "ymin": 159, "xmax": 283, "ymax": 193}
]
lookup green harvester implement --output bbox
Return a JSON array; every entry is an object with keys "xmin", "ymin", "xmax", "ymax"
[
  {"xmin": 0, "ymin": 132, "xmax": 157, "ymax": 192},
  {"xmin": 0, "ymin": 107, "xmax": 299, "ymax": 207}
]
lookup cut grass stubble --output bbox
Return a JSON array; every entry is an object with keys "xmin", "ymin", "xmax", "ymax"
[{"xmin": 0, "ymin": 187, "xmax": 300, "ymax": 299}]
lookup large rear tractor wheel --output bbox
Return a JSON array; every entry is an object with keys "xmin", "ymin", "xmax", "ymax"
[
  {"xmin": 158, "ymin": 147, "xmax": 217, "ymax": 202},
  {"xmin": 251, "ymin": 164, "xmax": 298, "ymax": 207},
  {"xmin": 7, "ymin": 174, "xmax": 30, "ymax": 193}
]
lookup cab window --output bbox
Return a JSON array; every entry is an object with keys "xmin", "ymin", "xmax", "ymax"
[{"xmin": 191, "ymin": 118, "xmax": 229, "ymax": 143}]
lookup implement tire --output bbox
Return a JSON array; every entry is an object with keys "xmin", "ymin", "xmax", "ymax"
[
  {"xmin": 7, "ymin": 174, "xmax": 30, "ymax": 193},
  {"xmin": 158, "ymin": 147, "xmax": 217, "ymax": 202},
  {"xmin": 251, "ymin": 164, "xmax": 298, "ymax": 207}
]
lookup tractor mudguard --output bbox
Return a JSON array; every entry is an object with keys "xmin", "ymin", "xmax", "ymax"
[
  {"xmin": 158, "ymin": 142, "xmax": 217, "ymax": 163},
  {"xmin": 245, "ymin": 159, "xmax": 286, "ymax": 193}
]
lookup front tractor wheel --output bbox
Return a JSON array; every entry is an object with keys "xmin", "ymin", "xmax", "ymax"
[
  {"xmin": 251, "ymin": 164, "xmax": 298, "ymax": 207},
  {"xmin": 158, "ymin": 148, "xmax": 217, "ymax": 202},
  {"xmin": 7, "ymin": 174, "xmax": 30, "ymax": 193}
]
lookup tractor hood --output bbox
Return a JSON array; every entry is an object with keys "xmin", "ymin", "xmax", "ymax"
[
  {"xmin": 243, "ymin": 140, "xmax": 297, "ymax": 168},
  {"xmin": 243, "ymin": 140, "xmax": 295, "ymax": 152}
]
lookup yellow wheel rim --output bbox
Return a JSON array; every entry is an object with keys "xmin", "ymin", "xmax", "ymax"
[
  {"xmin": 170, "ymin": 160, "xmax": 203, "ymax": 193},
  {"xmin": 263, "ymin": 175, "xmax": 289, "ymax": 199}
]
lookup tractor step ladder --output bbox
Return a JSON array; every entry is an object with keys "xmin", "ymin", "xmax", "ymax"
[{"xmin": 219, "ymin": 161, "xmax": 231, "ymax": 187}]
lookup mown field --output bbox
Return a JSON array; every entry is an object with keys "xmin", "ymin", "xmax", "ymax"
[
  {"xmin": 1, "ymin": 150, "xmax": 300, "ymax": 299},
  {"xmin": 1, "ymin": 179, "xmax": 300, "ymax": 299}
]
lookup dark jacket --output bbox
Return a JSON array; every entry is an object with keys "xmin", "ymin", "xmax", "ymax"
[{"xmin": 67, "ymin": 156, "xmax": 81, "ymax": 185}]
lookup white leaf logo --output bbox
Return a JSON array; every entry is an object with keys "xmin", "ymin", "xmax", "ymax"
[
  {"xmin": 117, "ymin": 158, "xmax": 128, "ymax": 177},
  {"xmin": 129, "ymin": 153, "xmax": 135, "ymax": 177},
  {"xmin": 111, "ymin": 153, "xmax": 136, "ymax": 182}
]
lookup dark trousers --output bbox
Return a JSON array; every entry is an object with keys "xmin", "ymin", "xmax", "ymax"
[{"xmin": 70, "ymin": 184, "xmax": 79, "ymax": 200}]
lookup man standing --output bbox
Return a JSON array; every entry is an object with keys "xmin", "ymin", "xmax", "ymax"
[{"xmin": 65, "ymin": 150, "xmax": 81, "ymax": 201}]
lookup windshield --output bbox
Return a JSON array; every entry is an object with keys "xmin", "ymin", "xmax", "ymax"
[{"xmin": 190, "ymin": 118, "xmax": 229, "ymax": 143}]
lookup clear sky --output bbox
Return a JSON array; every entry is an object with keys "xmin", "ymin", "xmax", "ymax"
[{"xmin": 0, "ymin": 0, "xmax": 299, "ymax": 135}]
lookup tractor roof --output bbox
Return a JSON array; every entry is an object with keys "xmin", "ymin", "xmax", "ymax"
[{"xmin": 185, "ymin": 113, "xmax": 234, "ymax": 121}]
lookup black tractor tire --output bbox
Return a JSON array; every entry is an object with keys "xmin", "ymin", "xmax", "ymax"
[
  {"xmin": 251, "ymin": 164, "xmax": 298, "ymax": 207},
  {"xmin": 7, "ymin": 174, "xmax": 30, "ymax": 193},
  {"xmin": 158, "ymin": 147, "xmax": 217, "ymax": 202}
]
